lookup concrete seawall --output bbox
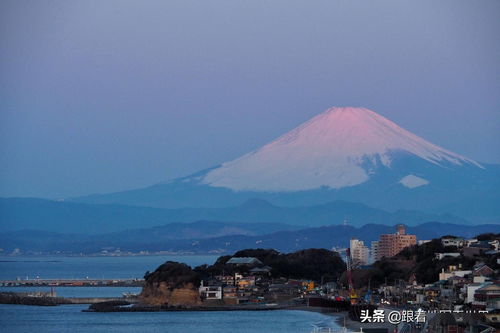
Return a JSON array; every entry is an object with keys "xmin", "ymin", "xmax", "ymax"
[
  {"xmin": 66, "ymin": 297, "xmax": 126, "ymax": 304},
  {"xmin": 0, "ymin": 279, "xmax": 144, "ymax": 287},
  {"xmin": 0, "ymin": 292, "xmax": 137, "ymax": 306}
]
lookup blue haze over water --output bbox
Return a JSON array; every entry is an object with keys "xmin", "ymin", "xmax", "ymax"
[{"xmin": 0, "ymin": 255, "xmax": 343, "ymax": 332}]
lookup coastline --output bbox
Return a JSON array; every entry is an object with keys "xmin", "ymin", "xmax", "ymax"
[
  {"xmin": 0, "ymin": 295, "xmax": 394, "ymax": 332},
  {"xmin": 330, "ymin": 311, "xmax": 396, "ymax": 332},
  {"xmin": 0, "ymin": 303, "xmax": 350, "ymax": 333}
]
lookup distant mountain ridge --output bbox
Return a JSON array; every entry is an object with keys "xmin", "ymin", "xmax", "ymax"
[
  {"xmin": 0, "ymin": 197, "xmax": 472, "ymax": 234},
  {"xmin": 176, "ymin": 222, "xmax": 500, "ymax": 254},
  {"xmin": 1, "ymin": 222, "xmax": 497, "ymax": 255}
]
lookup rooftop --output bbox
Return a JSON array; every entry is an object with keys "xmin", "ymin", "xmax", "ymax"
[
  {"xmin": 477, "ymin": 284, "xmax": 500, "ymax": 292},
  {"xmin": 249, "ymin": 266, "xmax": 271, "ymax": 273},
  {"xmin": 226, "ymin": 257, "xmax": 263, "ymax": 265}
]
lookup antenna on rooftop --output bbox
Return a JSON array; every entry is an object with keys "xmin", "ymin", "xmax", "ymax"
[{"xmin": 343, "ymin": 217, "xmax": 349, "ymax": 226}]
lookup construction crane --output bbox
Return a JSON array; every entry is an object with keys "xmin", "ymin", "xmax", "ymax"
[{"xmin": 345, "ymin": 248, "xmax": 358, "ymax": 304}]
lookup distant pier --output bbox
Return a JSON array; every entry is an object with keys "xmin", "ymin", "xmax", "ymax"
[
  {"xmin": 0, "ymin": 291, "xmax": 135, "ymax": 306},
  {"xmin": 0, "ymin": 278, "xmax": 144, "ymax": 287}
]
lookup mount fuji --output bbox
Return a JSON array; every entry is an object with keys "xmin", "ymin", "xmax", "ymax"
[
  {"xmin": 202, "ymin": 107, "xmax": 481, "ymax": 191},
  {"xmin": 73, "ymin": 107, "xmax": 500, "ymax": 223}
]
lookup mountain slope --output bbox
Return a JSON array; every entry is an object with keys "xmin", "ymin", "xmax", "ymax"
[
  {"xmin": 72, "ymin": 107, "xmax": 500, "ymax": 223},
  {"xmin": 203, "ymin": 107, "xmax": 481, "ymax": 191}
]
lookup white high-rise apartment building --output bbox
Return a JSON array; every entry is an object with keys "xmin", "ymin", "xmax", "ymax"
[
  {"xmin": 371, "ymin": 241, "xmax": 379, "ymax": 263},
  {"xmin": 350, "ymin": 238, "xmax": 370, "ymax": 266}
]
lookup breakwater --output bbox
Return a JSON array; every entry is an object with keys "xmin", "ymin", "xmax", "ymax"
[
  {"xmin": 85, "ymin": 300, "xmax": 293, "ymax": 312},
  {"xmin": 0, "ymin": 292, "xmax": 130, "ymax": 306},
  {"xmin": 0, "ymin": 278, "xmax": 144, "ymax": 287}
]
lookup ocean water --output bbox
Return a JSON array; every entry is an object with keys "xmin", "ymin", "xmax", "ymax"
[
  {"xmin": 0, "ymin": 255, "xmax": 218, "ymax": 298},
  {"xmin": 0, "ymin": 305, "xmax": 341, "ymax": 333},
  {"xmin": 0, "ymin": 255, "xmax": 345, "ymax": 332},
  {"xmin": 0, "ymin": 255, "xmax": 219, "ymax": 280}
]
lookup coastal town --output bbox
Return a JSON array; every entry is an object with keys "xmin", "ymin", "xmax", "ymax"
[
  {"xmin": 1, "ymin": 226, "xmax": 498, "ymax": 332},
  {"xmin": 189, "ymin": 227, "xmax": 500, "ymax": 332}
]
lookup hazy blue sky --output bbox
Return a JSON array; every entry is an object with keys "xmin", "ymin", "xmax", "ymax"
[{"xmin": 1, "ymin": 0, "xmax": 499, "ymax": 198}]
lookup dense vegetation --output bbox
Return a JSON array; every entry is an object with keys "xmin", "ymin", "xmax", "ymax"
[
  {"xmin": 194, "ymin": 248, "xmax": 346, "ymax": 282},
  {"xmin": 144, "ymin": 261, "xmax": 200, "ymax": 289}
]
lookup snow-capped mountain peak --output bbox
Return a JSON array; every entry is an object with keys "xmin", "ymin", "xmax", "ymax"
[{"xmin": 202, "ymin": 107, "xmax": 482, "ymax": 191}]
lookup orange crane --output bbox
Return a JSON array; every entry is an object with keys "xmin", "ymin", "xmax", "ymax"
[{"xmin": 345, "ymin": 248, "xmax": 358, "ymax": 304}]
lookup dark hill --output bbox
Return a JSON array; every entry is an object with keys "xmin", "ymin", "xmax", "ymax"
[{"xmin": 194, "ymin": 248, "xmax": 346, "ymax": 282}]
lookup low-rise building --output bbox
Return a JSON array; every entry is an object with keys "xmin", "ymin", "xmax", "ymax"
[
  {"xmin": 465, "ymin": 238, "xmax": 478, "ymax": 247},
  {"xmin": 199, "ymin": 282, "xmax": 223, "ymax": 300},
  {"xmin": 214, "ymin": 275, "xmax": 235, "ymax": 286},
  {"xmin": 484, "ymin": 309, "xmax": 500, "ymax": 327},
  {"xmin": 223, "ymin": 286, "xmax": 237, "ymax": 298},
  {"xmin": 488, "ymin": 239, "xmax": 499, "ymax": 251},
  {"xmin": 439, "ymin": 265, "xmax": 472, "ymax": 281},
  {"xmin": 288, "ymin": 279, "xmax": 315, "ymax": 291},
  {"xmin": 473, "ymin": 263, "xmax": 494, "ymax": 277},
  {"xmin": 236, "ymin": 276, "xmax": 255, "ymax": 289},
  {"xmin": 249, "ymin": 266, "xmax": 271, "ymax": 275},
  {"xmin": 473, "ymin": 275, "xmax": 489, "ymax": 284},
  {"xmin": 466, "ymin": 282, "xmax": 492, "ymax": 304},
  {"xmin": 473, "ymin": 283, "xmax": 500, "ymax": 310},
  {"xmin": 424, "ymin": 285, "xmax": 440, "ymax": 301},
  {"xmin": 448, "ymin": 275, "xmax": 467, "ymax": 286},
  {"xmin": 441, "ymin": 237, "xmax": 464, "ymax": 248},
  {"xmin": 464, "ymin": 243, "xmax": 491, "ymax": 258},
  {"xmin": 435, "ymin": 253, "xmax": 461, "ymax": 260}
]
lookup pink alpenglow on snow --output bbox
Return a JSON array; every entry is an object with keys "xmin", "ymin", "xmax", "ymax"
[{"xmin": 202, "ymin": 107, "xmax": 482, "ymax": 192}]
